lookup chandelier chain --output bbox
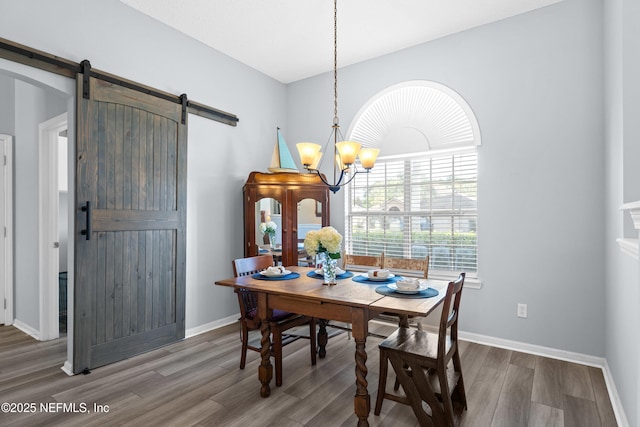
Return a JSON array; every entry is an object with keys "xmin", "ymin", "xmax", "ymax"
[{"xmin": 333, "ymin": 0, "xmax": 338, "ymax": 125}]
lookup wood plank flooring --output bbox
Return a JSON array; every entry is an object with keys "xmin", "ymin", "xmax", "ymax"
[{"xmin": 0, "ymin": 322, "xmax": 617, "ymax": 426}]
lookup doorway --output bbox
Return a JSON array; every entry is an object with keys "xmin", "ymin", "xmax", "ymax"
[{"xmin": 39, "ymin": 113, "xmax": 69, "ymax": 341}]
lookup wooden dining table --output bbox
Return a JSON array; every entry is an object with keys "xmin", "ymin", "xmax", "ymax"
[{"xmin": 214, "ymin": 265, "xmax": 449, "ymax": 427}]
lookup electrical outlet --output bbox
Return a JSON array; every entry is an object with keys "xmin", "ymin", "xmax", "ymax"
[{"xmin": 517, "ymin": 303, "xmax": 528, "ymax": 318}]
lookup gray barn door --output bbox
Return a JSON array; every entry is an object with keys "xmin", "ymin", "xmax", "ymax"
[{"xmin": 73, "ymin": 76, "xmax": 187, "ymax": 373}]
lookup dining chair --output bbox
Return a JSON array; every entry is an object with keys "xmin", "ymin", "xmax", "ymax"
[
  {"xmin": 297, "ymin": 239, "xmax": 314, "ymax": 267},
  {"xmin": 339, "ymin": 252, "xmax": 384, "ymax": 339},
  {"xmin": 383, "ymin": 255, "xmax": 429, "ymax": 279},
  {"xmin": 374, "ymin": 273, "xmax": 467, "ymax": 427},
  {"xmin": 232, "ymin": 255, "xmax": 317, "ymax": 387},
  {"xmin": 342, "ymin": 252, "xmax": 385, "ymax": 272}
]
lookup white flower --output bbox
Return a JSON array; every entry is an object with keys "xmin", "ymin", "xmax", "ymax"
[
  {"xmin": 260, "ymin": 221, "xmax": 277, "ymax": 235},
  {"xmin": 304, "ymin": 226, "xmax": 342, "ymax": 258}
]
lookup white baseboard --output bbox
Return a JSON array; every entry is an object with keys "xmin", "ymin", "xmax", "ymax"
[
  {"xmin": 61, "ymin": 361, "xmax": 73, "ymax": 376},
  {"xmin": 12, "ymin": 319, "xmax": 39, "ymax": 340},
  {"xmin": 602, "ymin": 360, "xmax": 630, "ymax": 427},
  {"xmin": 459, "ymin": 331, "xmax": 605, "ymax": 367},
  {"xmin": 185, "ymin": 314, "xmax": 238, "ymax": 338},
  {"xmin": 459, "ymin": 331, "xmax": 628, "ymax": 427}
]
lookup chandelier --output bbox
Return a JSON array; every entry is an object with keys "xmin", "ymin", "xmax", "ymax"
[{"xmin": 296, "ymin": 0, "xmax": 379, "ymax": 193}]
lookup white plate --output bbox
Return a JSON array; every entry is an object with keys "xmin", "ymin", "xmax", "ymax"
[
  {"xmin": 361, "ymin": 272, "xmax": 395, "ymax": 281},
  {"xmin": 315, "ymin": 267, "xmax": 346, "ymax": 276},
  {"xmin": 387, "ymin": 283, "xmax": 429, "ymax": 294},
  {"xmin": 260, "ymin": 269, "xmax": 291, "ymax": 277}
]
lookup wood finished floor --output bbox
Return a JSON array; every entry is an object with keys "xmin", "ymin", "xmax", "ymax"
[{"xmin": 0, "ymin": 322, "xmax": 617, "ymax": 427}]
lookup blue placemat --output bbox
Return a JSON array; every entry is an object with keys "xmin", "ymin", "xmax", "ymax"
[
  {"xmin": 306, "ymin": 271, "xmax": 354, "ymax": 279},
  {"xmin": 375, "ymin": 285, "xmax": 438, "ymax": 299},
  {"xmin": 251, "ymin": 272, "xmax": 301, "ymax": 281},
  {"xmin": 352, "ymin": 274, "xmax": 404, "ymax": 285}
]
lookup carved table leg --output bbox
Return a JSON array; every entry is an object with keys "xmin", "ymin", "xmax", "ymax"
[
  {"xmin": 351, "ymin": 310, "xmax": 370, "ymax": 427},
  {"xmin": 318, "ymin": 318, "xmax": 328, "ymax": 359},
  {"xmin": 258, "ymin": 318, "xmax": 272, "ymax": 397},
  {"xmin": 398, "ymin": 314, "xmax": 410, "ymax": 328}
]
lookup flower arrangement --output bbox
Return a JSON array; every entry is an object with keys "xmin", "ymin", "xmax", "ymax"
[
  {"xmin": 259, "ymin": 221, "xmax": 277, "ymax": 238},
  {"xmin": 304, "ymin": 226, "xmax": 342, "ymax": 259}
]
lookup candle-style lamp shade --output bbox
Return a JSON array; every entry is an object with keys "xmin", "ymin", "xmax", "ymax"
[
  {"xmin": 358, "ymin": 148, "xmax": 380, "ymax": 170},
  {"xmin": 296, "ymin": 142, "xmax": 322, "ymax": 167},
  {"xmin": 335, "ymin": 141, "xmax": 361, "ymax": 166}
]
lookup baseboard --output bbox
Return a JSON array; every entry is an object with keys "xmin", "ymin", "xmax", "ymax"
[
  {"xmin": 459, "ymin": 331, "xmax": 605, "ymax": 367},
  {"xmin": 185, "ymin": 314, "xmax": 238, "ymax": 338},
  {"xmin": 60, "ymin": 361, "xmax": 73, "ymax": 376},
  {"xmin": 602, "ymin": 360, "xmax": 630, "ymax": 427},
  {"xmin": 459, "ymin": 331, "xmax": 628, "ymax": 427},
  {"xmin": 12, "ymin": 319, "xmax": 39, "ymax": 340}
]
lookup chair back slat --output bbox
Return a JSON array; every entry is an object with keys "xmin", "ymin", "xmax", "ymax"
[
  {"xmin": 383, "ymin": 255, "xmax": 429, "ymax": 278},
  {"xmin": 343, "ymin": 252, "xmax": 384, "ymax": 271},
  {"xmin": 232, "ymin": 255, "xmax": 275, "ymax": 319},
  {"xmin": 233, "ymin": 254, "xmax": 273, "ymax": 277},
  {"xmin": 438, "ymin": 273, "xmax": 465, "ymax": 355}
]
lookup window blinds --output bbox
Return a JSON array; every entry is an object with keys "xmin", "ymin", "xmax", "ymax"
[{"xmin": 345, "ymin": 148, "xmax": 477, "ymax": 276}]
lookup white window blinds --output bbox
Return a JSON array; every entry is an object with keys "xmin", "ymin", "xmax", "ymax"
[{"xmin": 345, "ymin": 148, "xmax": 477, "ymax": 277}]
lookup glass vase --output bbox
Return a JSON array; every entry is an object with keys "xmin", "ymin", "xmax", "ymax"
[
  {"xmin": 319, "ymin": 252, "xmax": 338, "ymax": 285},
  {"xmin": 268, "ymin": 233, "xmax": 276, "ymax": 249}
]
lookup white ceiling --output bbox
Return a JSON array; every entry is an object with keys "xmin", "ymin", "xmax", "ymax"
[{"xmin": 120, "ymin": 0, "xmax": 562, "ymax": 84}]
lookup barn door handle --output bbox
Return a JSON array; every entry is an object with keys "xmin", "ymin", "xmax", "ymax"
[{"xmin": 80, "ymin": 201, "xmax": 92, "ymax": 240}]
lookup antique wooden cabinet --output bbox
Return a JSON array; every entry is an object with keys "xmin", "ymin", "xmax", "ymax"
[{"xmin": 243, "ymin": 172, "xmax": 330, "ymax": 267}]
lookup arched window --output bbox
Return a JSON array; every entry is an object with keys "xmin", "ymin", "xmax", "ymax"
[{"xmin": 345, "ymin": 81, "xmax": 480, "ymax": 279}]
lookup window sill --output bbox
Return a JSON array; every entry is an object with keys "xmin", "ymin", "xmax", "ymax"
[
  {"xmin": 616, "ymin": 238, "xmax": 639, "ymax": 260},
  {"xmin": 428, "ymin": 273, "xmax": 482, "ymax": 289},
  {"xmin": 619, "ymin": 201, "xmax": 640, "ymax": 259}
]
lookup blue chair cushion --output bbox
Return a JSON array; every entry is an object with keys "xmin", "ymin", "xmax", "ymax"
[{"xmin": 247, "ymin": 308, "xmax": 293, "ymax": 322}]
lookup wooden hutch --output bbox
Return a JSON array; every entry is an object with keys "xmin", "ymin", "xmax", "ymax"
[{"xmin": 243, "ymin": 171, "xmax": 330, "ymax": 267}]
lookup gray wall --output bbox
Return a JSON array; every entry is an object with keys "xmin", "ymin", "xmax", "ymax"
[
  {"xmin": 0, "ymin": 0, "xmax": 288, "ymax": 332},
  {"xmin": 288, "ymin": 0, "xmax": 605, "ymax": 356},
  {"xmin": 605, "ymin": 0, "xmax": 640, "ymax": 425},
  {"xmin": 10, "ymin": 79, "xmax": 67, "ymax": 330},
  {"xmin": 1, "ymin": 0, "xmax": 637, "ymax": 423}
]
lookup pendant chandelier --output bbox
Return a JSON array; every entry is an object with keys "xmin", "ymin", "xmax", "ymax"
[{"xmin": 296, "ymin": 0, "xmax": 379, "ymax": 193}]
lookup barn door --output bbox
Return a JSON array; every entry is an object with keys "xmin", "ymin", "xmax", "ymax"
[{"xmin": 73, "ymin": 76, "xmax": 187, "ymax": 373}]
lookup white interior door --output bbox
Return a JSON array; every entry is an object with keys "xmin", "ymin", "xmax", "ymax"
[
  {"xmin": 39, "ymin": 114, "xmax": 67, "ymax": 340},
  {"xmin": 0, "ymin": 134, "xmax": 14, "ymax": 326}
]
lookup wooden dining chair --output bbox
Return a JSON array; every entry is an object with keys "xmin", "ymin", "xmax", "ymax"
[
  {"xmin": 337, "ymin": 252, "xmax": 385, "ymax": 339},
  {"xmin": 374, "ymin": 273, "xmax": 467, "ymax": 426},
  {"xmin": 376, "ymin": 255, "xmax": 430, "ymax": 329},
  {"xmin": 297, "ymin": 238, "xmax": 314, "ymax": 267},
  {"xmin": 342, "ymin": 252, "xmax": 385, "ymax": 272},
  {"xmin": 232, "ymin": 255, "xmax": 317, "ymax": 387},
  {"xmin": 383, "ymin": 255, "xmax": 429, "ymax": 279}
]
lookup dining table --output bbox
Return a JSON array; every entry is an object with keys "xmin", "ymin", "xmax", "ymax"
[{"xmin": 214, "ymin": 265, "xmax": 449, "ymax": 427}]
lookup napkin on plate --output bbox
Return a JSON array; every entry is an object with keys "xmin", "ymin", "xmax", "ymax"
[
  {"xmin": 265, "ymin": 266, "xmax": 286, "ymax": 275},
  {"xmin": 367, "ymin": 269, "xmax": 390, "ymax": 279},
  {"xmin": 396, "ymin": 277, "xmax": 421, "ymax": 291}
]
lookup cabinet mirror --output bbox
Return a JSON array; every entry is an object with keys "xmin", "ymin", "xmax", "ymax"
[
  {"xmin": 297, "ymin": 198, "xmax": 322, "ymax": 261},
  {"xmin": 255, "ymin": 198, "xmax": 282, "ymax": 248}
]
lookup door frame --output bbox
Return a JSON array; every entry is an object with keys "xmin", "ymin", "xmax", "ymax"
[
  {"xmin": 1, "ymin": 134, "xmax": 13, "ymax": 326},
  {"xmin": 39, "ymin": 113, "xmax": 67, "ymax": 340}
]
